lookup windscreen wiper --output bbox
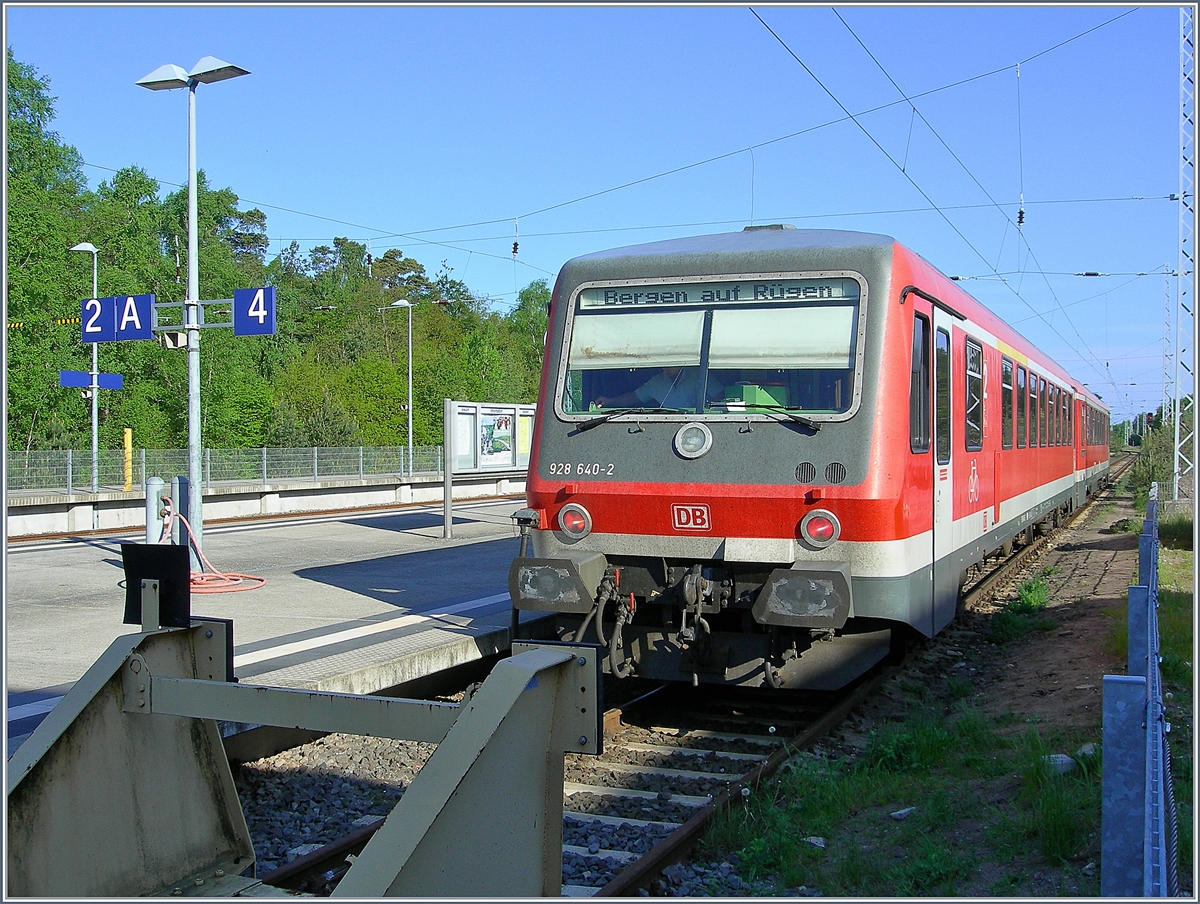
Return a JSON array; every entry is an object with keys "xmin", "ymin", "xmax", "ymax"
[
  {"xmin": 707, "ymin": 401, "xmax": 821, "ymax": 432},
  {"xmin": 576, "ymin": 407, "xmax": 688, "ymax": 432}
]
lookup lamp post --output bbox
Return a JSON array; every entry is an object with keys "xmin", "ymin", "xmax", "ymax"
[
  {"xmin": 138, "ymin": 56, "xmax": 249, "ymax": 563},
  {"xmin": 378, "ymin": 299, "xmax": 415, "ymax": 470},
  {"xmin": 70, "ymin": 242, "xmax": 100, "ymax": 517}
]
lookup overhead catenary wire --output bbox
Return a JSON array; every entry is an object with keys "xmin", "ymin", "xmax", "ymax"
[
  {"xmin": 75, "ymin": 8, "xmax": 1142, "ymax": 269},
  {"xmin": 794, "ymin": 7, "xmax": 1125, "ymax": 399}
]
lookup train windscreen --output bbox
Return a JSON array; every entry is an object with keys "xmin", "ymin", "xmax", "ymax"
[{"xmin": 560, "ymin": 276, "xmax": 862, "ymax": 416}]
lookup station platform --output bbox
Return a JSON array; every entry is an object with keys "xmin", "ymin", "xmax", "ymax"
[{"xmin": 6, "ymin": 499, "xmax": 549, "ymax": 759}]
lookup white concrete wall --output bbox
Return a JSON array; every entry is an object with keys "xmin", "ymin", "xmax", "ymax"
[{"xmin": 6, "ymin": 472, "xmax": 527, "ymax": 538}]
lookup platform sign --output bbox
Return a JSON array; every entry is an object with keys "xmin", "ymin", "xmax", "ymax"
[
  {"xmin": 233, "ymin": 287, "xmax": 276, "ymax": 336},
  {"xmin": 59, "ymin": 370, "xmax": 123, "ymax": 390},
  {"xmin": 81, "ymin": 296, "xmax": 116, "ymax": 343},
  {"xmin": 80, "ymin": 295, "xmax": 154, "ymax": 343}
]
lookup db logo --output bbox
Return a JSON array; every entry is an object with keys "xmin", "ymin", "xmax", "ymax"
[{"xmin": 671, "ymin": 503, "xmax": 712, "ymax": 531}]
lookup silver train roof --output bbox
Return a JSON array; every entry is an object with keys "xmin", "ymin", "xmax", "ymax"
[{"xmin": 571, "ymin": 227, "xmax": 897, "ymax": 262}]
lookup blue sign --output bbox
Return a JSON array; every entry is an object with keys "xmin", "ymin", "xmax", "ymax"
[
  {"xmin": 81, "ymin": 297, "xmax": 116, "ymax": 343},
  {"xmin": 59, "ymin": 370, "xmax": 123, "ymax": 390},
  {"xmin": 81, "ymin": 295, "xmax": 154, "ymax": 343},
  {"xmin": 116, "ymin": 294, "xmax": 153, "ymax": 340},
  {"xmin": 233, "ymin": 287, "xmax": 276, "ymax": 336}
]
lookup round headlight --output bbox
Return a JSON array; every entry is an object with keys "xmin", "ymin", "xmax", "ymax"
[
  {"xmin": 800, "ymin": 509, "xmax": 841, "ymax": 548},
  {"xmin": 557, "ymin": 503, "xmax": 592, "ymax": 539},
  {"xmin": 673, "ymin": 422, "xmax": 713, "ymax": 459}
]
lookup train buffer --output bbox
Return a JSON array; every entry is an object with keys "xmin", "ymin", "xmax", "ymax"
[{"xmin": 7, "ymin": 545, "xmax": 602, "ymax": 897}]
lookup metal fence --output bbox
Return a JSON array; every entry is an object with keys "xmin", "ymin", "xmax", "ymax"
[
  {"xmin": 6, "ymin": 446, "xmax": 445, "ymax": 495},
  {"xmin": 1101, "ymin": 483, "xmax": 1180, "ymax": 896}
]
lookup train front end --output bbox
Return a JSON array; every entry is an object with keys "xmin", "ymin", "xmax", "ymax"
[{"xmin": 510, "ymin": 228, "xmax": 907, "ymax": 689}]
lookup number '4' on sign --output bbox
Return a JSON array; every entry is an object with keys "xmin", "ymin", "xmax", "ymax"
[{"xmin": 233, "ymin": 287, "xmax": 277, "ymax": 336}]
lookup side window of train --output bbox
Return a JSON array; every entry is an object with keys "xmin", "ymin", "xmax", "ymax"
[
  {"xmin": 935, "ymin": 328, "xmax": 951, "ymax": 464},
  {"xmin": 909, "ymin": 314, "xmax": 931, "ymax": 453},
  {"xmin": 1039, "ymin": 377, "xmax": 1048, "ymax": 447},
  {"xmin": 1016, "ymin": 365, "xmax": 1027, "ymax": 448},
  {"xmin": 1067, "ymin": 394, "xmax": 1073, "ymax": 445},
  {"xmin": 1028, "ymin": 373, "xmax": 1037, "ymax": 446},
  {"xmin": 1055, "ymin": 386, "xmax": 1063, "ymax": 445},
  {"xmin": 964, "ymin": 338, "xmax": 984, "ymax": 451},
  {"xmin": 1050, "ymin": 385, "xmax": 1058, "ymax": 445},
  {"xmin": 1001, "ymin": 356, "xmax": 1014, "ymax": 449}
]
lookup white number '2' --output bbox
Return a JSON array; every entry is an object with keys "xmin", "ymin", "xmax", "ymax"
[{"xmin": 83, "ymin": 298, "xmax": 103, "ymax": 334}]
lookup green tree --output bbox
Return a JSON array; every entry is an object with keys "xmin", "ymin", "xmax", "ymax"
[
  {"xmin": 7, "ymin": 48, "xmax": 92, "ymax": 451},
  {"xmin": 507, "ymin": 278, "xmax": 551, "ymax": 396}
]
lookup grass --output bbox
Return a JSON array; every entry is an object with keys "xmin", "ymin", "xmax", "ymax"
[
  {"xmin": 990, "ymin": 575, "xmax": 1060, "ymax": 644},
  {"xmin": 1158, "ymin": 546, "xmax": 1194, "ymax": 879},
  {"xmin": 701, "ymin": 701, "xmax": 1103, "ymax": 896},
  {"xmin": 1159, "ymin": 514, "xmax": 1194, "ymax": 550}
]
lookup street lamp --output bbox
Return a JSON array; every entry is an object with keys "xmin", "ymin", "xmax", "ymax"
[
  {"xmin": 138, "ymin": 56, "xmax": 249, "ymax": 563},
  {"xmin": 70, "ymin": 241, "xmax": 100, "ymax": 517},
  {"xmin": 378, "ymin": 299, "xmax": 415, "ymax": 470}
]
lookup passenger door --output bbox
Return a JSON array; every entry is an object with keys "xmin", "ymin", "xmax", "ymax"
[{"xmin": 932, "ymin": 310, "xmax": 957, "ymax": 633}]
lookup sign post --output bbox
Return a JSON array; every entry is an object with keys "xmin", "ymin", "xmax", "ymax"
[{"xmin": 74, "ymin": 288, "xmax": 275, "ymax": 553}]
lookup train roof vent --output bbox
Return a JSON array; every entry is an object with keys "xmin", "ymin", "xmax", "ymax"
[
  {"xmin": 743, "ymin": 223, "xmax": 795, "ymax": 231},
  {"xmin": 825, "ymin": 462, "xmax": 847, "ymax": 485},
  {"xmin": 796, "ymin": 462, "xmax": 817, "ymax": 484}
]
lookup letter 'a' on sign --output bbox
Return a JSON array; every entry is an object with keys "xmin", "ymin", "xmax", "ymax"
[
  {"xmin": 115, "ymin": 295, "xmax": 153, "ymax": 340},
  {"xmin": 233, "ymin": 287, "xmax": 276, "ymax": 336}
]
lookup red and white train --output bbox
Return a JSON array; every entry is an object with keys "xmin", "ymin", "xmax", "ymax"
[{"xmin": 509, "ymin": 227, "xmax": 1111, "ymax": 689}]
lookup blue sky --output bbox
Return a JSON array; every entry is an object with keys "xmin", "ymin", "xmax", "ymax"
[{"xmin": 5, "ymin": 4, "xmax": 1188, "ymax": 422}]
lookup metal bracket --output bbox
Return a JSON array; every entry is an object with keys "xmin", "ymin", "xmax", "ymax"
[
  {"xmin": 122, "ymin": 653, "xmax": 151, "ymax": 712},
  {"xmin": 190, "ymin": 618, "xmax": 233, "ymax": 683},
  {"xmin": 513, "ymin": 640, "xmax": 603, "ymax": 755}
]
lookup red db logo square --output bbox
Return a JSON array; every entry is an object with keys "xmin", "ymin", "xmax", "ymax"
[{"xmin": 671, "ymin": 503, "xmax": 712, "ymax": 531}]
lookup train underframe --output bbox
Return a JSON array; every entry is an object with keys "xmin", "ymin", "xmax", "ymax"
[{"xmin": 510, "ymin": 554, "xmax": 899, "ymax": 690}]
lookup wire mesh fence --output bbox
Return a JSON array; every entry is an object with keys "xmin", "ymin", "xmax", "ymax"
[{"xmin": 7, "ymin": 446, "xmax": 445, "ymax": 495}]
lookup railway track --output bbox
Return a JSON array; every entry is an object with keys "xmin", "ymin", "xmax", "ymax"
[
  {"xmin": 256, "ymin": 674, "xmax": 888, "ymax": 896},
  {"xmin": 253, "ymin": 457, "xmax": 1134, "ymax": 896}
]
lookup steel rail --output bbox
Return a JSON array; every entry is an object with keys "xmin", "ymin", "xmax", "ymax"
[{"xmin": 594, "ymin": 668, "xmax": 892, "ymax": 897}]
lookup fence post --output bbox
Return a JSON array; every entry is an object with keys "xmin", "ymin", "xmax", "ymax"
[
  {"xmin": 140, "ymin": 448, "xmax": 146, "ymax": 489},
  {"xmin": 1139, "ymin": 532, "xmax": 1155, "ymax": 593},
  {"xmin": 359, "ymin": 446, "xmax": 364, "ymax": 480},
  {"xmin": 204, "ymin": 448, "xmax": 211, "ymax": 490},
  {"xmin": 313, "ymin": 447, "xmax": 319, "ymax": 482},
  {"xmin": 67, "ymin": 449, "xmax": 73, "ymax": 495},
  {"xmin": 262, "ymin": 447, "xmax": 268, "ymax": 486},
  {"xmin": 1127, "ymin": 586, "xmax": 1150, "ymax": 680},
  {"xmin": 1102, "ymin": 675, "xmax": 1149, "ymax": 896}
]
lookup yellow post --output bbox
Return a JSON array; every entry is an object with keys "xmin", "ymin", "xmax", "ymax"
[{"xmin": 123, "ymin": 428, "xmax": 133, "ymax": 492}]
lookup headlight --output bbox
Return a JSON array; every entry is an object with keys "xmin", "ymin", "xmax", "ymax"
[
  {"xmin": 800, "ymin": 509, "xmax": 841, "ymax": 548},
  {"xmin": 673, "ymin": 422, "xmax": 713, "ymax": 459},
  {"xmin": 557, "ymin": 502, "xmax": 592, "ymax": 539}
]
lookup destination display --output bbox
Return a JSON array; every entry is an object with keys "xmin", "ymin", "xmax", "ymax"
[{"xmin": 578, "ymin": 277, "xmax": 859, "ymax": 309}]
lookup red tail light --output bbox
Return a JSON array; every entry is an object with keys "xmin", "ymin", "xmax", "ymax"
[
  {"xmin": 558, "ymin": 503, "xmax": 592, "ymax": 539},
  {"xmin": 800, "ymin": 509, "xmax": 840, "ymax": 548}
]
